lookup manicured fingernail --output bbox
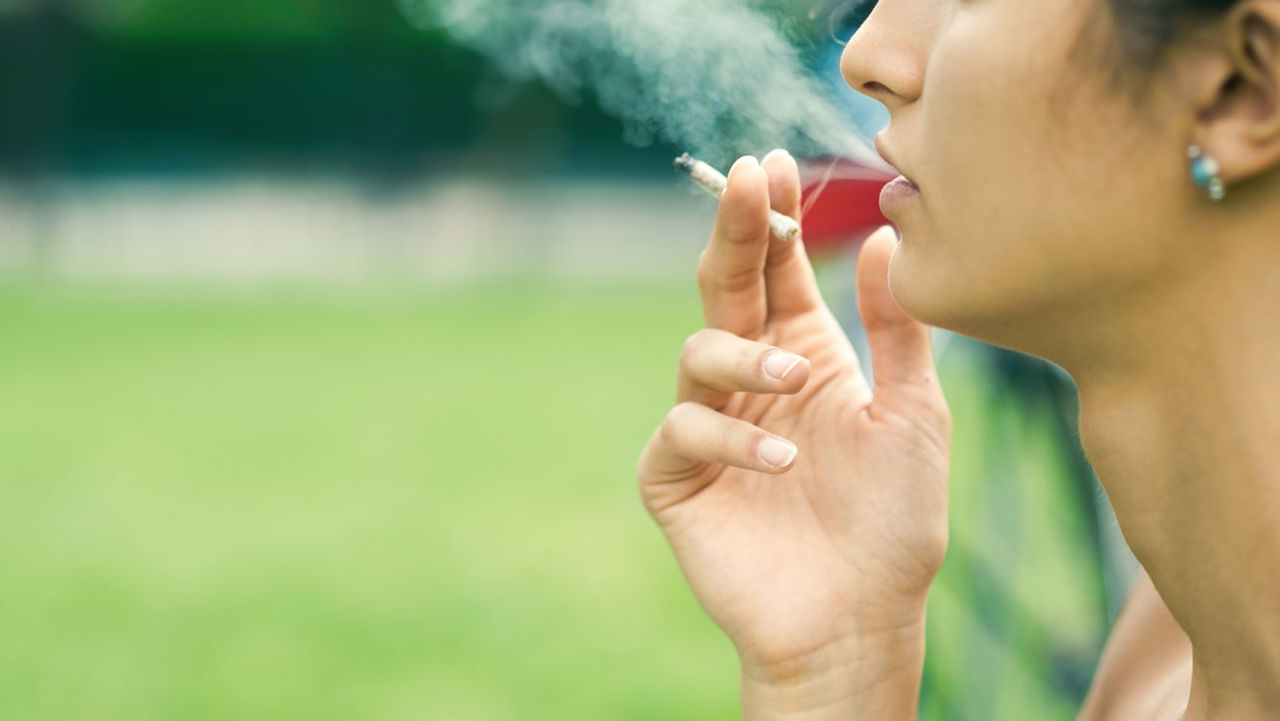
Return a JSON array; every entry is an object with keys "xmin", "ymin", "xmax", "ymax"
[
  {"xmin": 763, "ymin": 351, "xmax": 804, "ymax": 381},
  {"xmin": 758, "ymin": 437, "xmax": 798, "ymax": 468}
]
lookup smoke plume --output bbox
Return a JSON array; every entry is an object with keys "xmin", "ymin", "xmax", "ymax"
[{"xmin": 398, "ymin": 0, "xmax": 877, "ymax": 166}]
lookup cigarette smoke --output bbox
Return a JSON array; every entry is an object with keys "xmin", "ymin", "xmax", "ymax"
[{"xmin": 397, "ymin": 0, "xmax": 879, "ymax": 166}]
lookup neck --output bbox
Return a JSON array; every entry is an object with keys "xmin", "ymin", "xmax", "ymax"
[{"xmin": 1060, "ymin": 225, "xmax": 1280, "ymax": 719}]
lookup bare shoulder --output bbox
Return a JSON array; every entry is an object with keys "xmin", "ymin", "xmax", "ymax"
[{"xmin": 1079, "ymin": 569, "xmax": 1194, "ymax": 721}]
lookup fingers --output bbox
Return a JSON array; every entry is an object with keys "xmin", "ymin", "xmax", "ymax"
[
  {"xmin": 638, "ymin": 402, "xmax": 799, "ymax": 490},
  {"xmin": 856, "ymin": 225, "xmax": 937, "ymax": 388},
  {"xmin": 676, "ymin": 328, "xmax": 811, "ymax": 409},
  {"xmin": 698, "ymin": 156, "xmax": 771, "ymax": 336},
  {"xmin": 760, "ymin": 149, "xmax": 823, "ymax": 318}
]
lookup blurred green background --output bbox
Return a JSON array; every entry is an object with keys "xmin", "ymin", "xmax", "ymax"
[{"xmin": 0, "ymin": 1, "xmax": 1136, "ymax": 719}]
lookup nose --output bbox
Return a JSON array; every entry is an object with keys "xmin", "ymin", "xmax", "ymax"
[{"xmin": 839, "ymin": 0, "xmax": 933, "ymax": 109}]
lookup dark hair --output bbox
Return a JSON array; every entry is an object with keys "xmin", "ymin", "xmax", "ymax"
[{"xmin": 1107, "ymin": 0, "xmax": 1239, "ymax": 68}]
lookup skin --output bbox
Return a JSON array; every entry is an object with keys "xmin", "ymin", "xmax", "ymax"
[{"xmin": 636, "ymin": 0, "xmax": 1280, "ymax": 718}]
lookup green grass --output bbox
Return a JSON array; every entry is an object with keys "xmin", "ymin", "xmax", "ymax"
[{"xmin": 0, "ymin": 280, "xmax": 1106, "ymax": 720}]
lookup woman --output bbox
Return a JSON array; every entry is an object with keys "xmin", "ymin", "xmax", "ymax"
[{"xmin": 634, "ymin": 0, "xmax": 1280, "ymax": 718}]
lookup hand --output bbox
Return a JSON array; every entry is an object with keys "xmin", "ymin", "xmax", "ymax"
[{"xmin": 635, "ymin": 151, "xmax": 951, "ymax": 715}]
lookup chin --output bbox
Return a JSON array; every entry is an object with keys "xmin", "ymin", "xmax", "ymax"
[
  {"xmin": 887, "ymin": 244, "xmax": 1023, "ymax": 350},
  {"xmin": 885, "ymin": 241, "xmax": 961, "ymax": 330},
  {"xmin": 896, "ymin": 274, "xmax": 1087, "ymax": 377}
]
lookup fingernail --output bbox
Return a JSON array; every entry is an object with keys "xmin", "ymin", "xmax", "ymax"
[
  {"xmin": 758, "ymin": 437, "xmax": 798, "ymax": 468},
  {"xmin": 763, "ymin": 351, "xmax": 804, "ymax": 381},
  {"xmin": 731, "ymin": 155, "xmax": 760, "ymax": 173}
]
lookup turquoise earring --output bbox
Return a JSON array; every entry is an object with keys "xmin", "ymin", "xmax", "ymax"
[{"xmin": 1188, "ymin": 145, "xmax": 1226, "ymax": 201}]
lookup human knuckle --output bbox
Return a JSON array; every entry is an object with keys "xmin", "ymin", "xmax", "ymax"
[
  {"xmin": 658, "ymin": 411, "xmax": 678, "ymax": 443},
  {"xmin": 714, "ymin": 265, "xmax": 759, "ymax": 295},
  {"xmin": 634, "ymin": 447, "xmax": 651, "ymax": 482},
  {"xmin": 696, "ymin": 257, "xmax": 716, "ymax": 291},
  {"xmin": 697, "ymin": 251, "xmax": 755, "ymax": 295},
  {"xmin": 722, "ymin": 226, "xmax": 755, "ymax": 247},
  {"xmin": 661, "ymin": 402, "xmax": 698, "ymax": 439},
  {"xmin": 680, "ymin": 328, "xmax": 711, "ymax": 363}
]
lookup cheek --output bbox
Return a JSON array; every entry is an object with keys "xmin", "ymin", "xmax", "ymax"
[
  {"xmin": 923, "ymin": 11, "xmax": 1078, "ymax": 251},
  {"xmin": 895, "ymin": 3, "xmax": 1149, "ymax": 327}
]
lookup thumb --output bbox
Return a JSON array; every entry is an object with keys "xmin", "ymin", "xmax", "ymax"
[{"xmin": 856, "ymin": 226, "xmax": 936, "ymax": 388}]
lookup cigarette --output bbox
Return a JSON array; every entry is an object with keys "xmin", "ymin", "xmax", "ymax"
[{"xmin": 674, "ymin": 153, "xmax": 801, "ymax": 242}]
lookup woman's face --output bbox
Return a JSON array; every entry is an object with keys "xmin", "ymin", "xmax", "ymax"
[{"xmin": 841, "ymin": 0, "xmax": 1204, "ymax": 350}]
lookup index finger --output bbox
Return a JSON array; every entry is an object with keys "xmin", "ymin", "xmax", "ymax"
[{"xmin": 697, "ymin": 156, "xmax": 771, "ymax": 337}]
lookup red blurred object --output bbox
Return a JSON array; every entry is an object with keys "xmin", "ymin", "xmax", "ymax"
[{"xmin": 798, "ymin": 156, "xmax": 897, "ymax": 255}]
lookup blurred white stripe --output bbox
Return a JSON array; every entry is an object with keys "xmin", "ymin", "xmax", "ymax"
[{"xmin": 0, "ymin": 176, "xmax": 715, "ymax": 284}]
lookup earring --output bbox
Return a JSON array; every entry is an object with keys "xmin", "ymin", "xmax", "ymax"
[{"xmin": 1188, "ymin": 145, "xmax": 1226, "ymax": 201}]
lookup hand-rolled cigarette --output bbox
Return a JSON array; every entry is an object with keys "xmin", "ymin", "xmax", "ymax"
[{"xmin": 674, "ymin": 153, "xmax": 802, "ymax": 242}]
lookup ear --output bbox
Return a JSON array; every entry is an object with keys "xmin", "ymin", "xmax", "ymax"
[{"xmin": 1192, "ymin": 0, "xmax": 1280, "ymax": 188}]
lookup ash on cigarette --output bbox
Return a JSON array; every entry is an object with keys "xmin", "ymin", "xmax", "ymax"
[{"xmin": 673, "ymin": 153, "xmax": 696, "ymax": 175}]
